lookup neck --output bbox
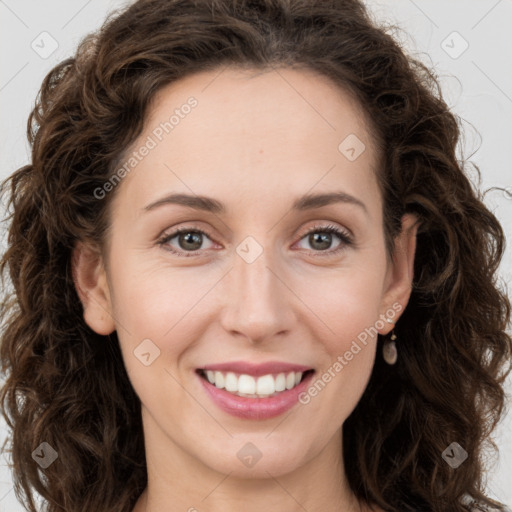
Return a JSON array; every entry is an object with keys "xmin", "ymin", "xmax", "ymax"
[{"xmin": 132, "ymin": 411, "xmax": 366, "ymax": 512}]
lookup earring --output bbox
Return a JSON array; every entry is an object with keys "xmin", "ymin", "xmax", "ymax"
[{"xmin": 383, "ymin": 317, "xmax": 398, "ymax": 365}]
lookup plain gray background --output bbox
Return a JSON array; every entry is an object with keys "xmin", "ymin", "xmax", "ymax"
[{"xmin": 1, "ymin": 0, "xmax": 511, "ymax": 510}]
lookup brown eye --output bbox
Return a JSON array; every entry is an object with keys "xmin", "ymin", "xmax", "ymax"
[
  {"xmin": 176, "ymin": 231, "xmax": 203, "ymax": 251},
  {"xmin": 157, "ymin": 227, "xmax": 215, "ymax": 256},
  {"xmin": 307, "ymin": 232, "xmax": 336, "ymax": 251},
  {"xmin": 295, "ymin": 224, "xmax": 353, "ymax": 255}
]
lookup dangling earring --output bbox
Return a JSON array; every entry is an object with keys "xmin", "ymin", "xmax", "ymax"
[{"xmin": 383, "ymin": 317, "xmax": 398, "ymax": 365}]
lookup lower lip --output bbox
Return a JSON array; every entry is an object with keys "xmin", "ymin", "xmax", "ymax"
[{"xmin": 198, "ymin": 371, "xmax": 315, "ymax": 420}]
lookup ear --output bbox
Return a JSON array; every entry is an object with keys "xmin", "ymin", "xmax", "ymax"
[
  {"xmin": 72, "ymin": 240, "xmax": 116, "ymax": 335},
  {"xmin": 378, "ymin": 213, "xmax": 420, "ymax": 335}
]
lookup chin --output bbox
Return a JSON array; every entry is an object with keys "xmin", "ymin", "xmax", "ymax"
[{"xmin": 197, "ymin": 436, "xmax": 312, "ymax": 479}]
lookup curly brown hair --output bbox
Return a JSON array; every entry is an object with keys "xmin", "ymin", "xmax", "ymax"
[{"xmin": 1, "ymin": 0, "xmax": 511, "ymax": 511}]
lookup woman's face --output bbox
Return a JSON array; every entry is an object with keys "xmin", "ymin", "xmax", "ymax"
[{"xmin": 74, "ymin": 66, "xmax": 418, "ymax": 480}]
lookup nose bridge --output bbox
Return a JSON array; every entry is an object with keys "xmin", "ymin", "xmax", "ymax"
[{"xmin": 220, "ymin": 236, "xmax": 291, "ymax": 341}]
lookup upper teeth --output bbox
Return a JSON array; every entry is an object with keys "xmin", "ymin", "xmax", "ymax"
[{"xmin": 204, "ymin": 370, "xmax": 304, "ymax": 398}]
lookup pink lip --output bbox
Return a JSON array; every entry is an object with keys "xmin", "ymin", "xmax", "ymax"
[
  {"xmin": 199, "ymin": 360, "xmax": 313, "ymax": 377},
  {"xmin": 197, "ymin": 369, "xmax": 315, "ymax": 420}
]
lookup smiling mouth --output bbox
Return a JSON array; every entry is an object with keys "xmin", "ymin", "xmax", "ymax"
[{"xmin": 196, "ymin": 368, "xmax": 315, "ymax": 398}]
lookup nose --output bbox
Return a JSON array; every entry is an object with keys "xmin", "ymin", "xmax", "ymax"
[{"xmin": 219, "ymin": 243, "xmax": 295, "ymax": 344}]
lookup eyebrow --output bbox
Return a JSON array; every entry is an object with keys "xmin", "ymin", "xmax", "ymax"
[{"xmin": 143, "ymin": 191, "xmax": 368, "ymax": 215}]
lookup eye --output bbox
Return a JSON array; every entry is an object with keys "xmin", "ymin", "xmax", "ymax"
[
  {"xmin": 157, "ymin": 223, "xmax": 354, "ymax": 258},
  {"xmin": 157, "ymin": 226, "xmax": 216, "ymax": 257},
  {"xmin": 294, "ymin": 223, "xmax": 353, "ymax": 256}
]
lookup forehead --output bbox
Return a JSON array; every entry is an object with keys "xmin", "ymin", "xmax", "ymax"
[
  {"xmin": 147, "ymin": 65, "xmax": 373, "ymax": 145},
  {"xmin": 112, "ymin": 66, "xmax": 380, "ymax": 214}
]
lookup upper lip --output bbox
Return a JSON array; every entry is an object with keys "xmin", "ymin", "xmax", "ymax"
[{"xmin": 198, "ymin": 361, "xmax": 314, "ymax": 377}]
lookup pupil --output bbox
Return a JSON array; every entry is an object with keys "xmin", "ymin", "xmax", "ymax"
[
  {"xmin": 180, "ymin": 232, "xmax": 202, "ymax": 250},
  {"xmin": 310, "ymin": 232, "xmax": 331, "ymax": 250}
]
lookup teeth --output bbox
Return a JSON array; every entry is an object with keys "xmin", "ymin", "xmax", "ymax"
[
  {"xmin": 214, "ymin": 371, "xmax": 225, "ymax": 389},
  {"xmin": 225, "ymin": 372, "xmax": 238, "ymax": 392},
  {"xmin": 286, "ymin": 372, "xmax": 295, "ymax": 390},
  {"xmin": 275, "ymin": 373, "xmax": 286, "ymax": 392},
  {"xmin": 238, "ymin": 374, "xmax": 256, "ymax": 394},
  {"xmin": 203, "ymin": 370, "xmax": 306, "ymax": 398},
  {"xmin": 256, "ymin": 374, "xmax": 275, "ymax": 395}
]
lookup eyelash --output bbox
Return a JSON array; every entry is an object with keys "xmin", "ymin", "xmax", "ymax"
[{"xmin": 156, "ymin": 223, "xmax": 354, "ymax": 258}]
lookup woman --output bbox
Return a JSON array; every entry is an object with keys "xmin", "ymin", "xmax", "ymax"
[{"xmin": 1, "ymin": 0, "xmax": 511, "ymax": 511}]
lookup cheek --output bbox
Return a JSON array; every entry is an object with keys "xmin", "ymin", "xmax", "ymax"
[
  {"xmin": 108, "ymin": 252, "xmax": 207, "ymax": 335},
  {"xmin": 293, "ymin": 263, "xmax": 385, "ymax": 351},
  {"xmin": 291, "ymin": 262, "xmax": 383, "ymax": 417},
  {"xmin": 299, "ymin": 301, "xmax": 378, "ymax": 432},
  {"xmin": 107, "ymin": 255, "xmax": 218, "ymax": 389},
  {"xmin": 109, "ymin": 263, "xmax": 198, "ymax": 407}
]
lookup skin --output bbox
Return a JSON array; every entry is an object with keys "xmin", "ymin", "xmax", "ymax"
[{"xmin": 73, "ymin": 66, "xmax": 419, "ymax": 512}]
